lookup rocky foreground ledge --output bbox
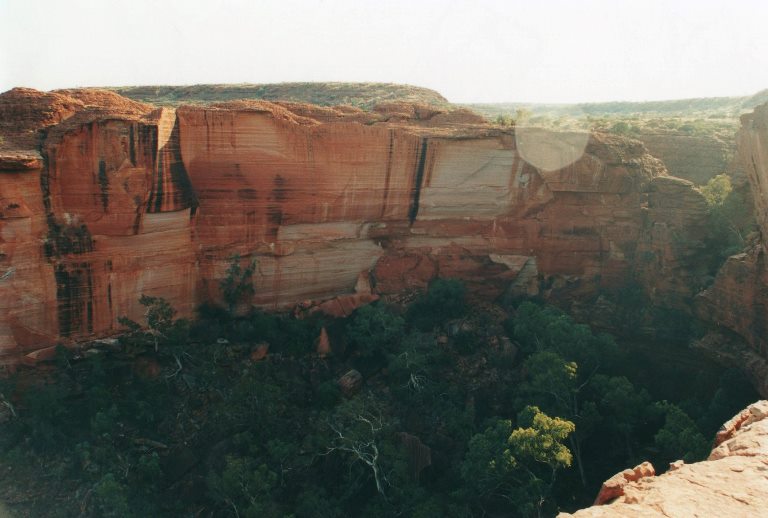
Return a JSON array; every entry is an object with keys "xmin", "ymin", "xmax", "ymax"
[{"xmin": 560, "ymin": 400, "xmax": 768, "ymax": 517}]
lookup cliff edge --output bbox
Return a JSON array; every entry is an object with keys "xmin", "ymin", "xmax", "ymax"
[{"xmin": 559, "ymin": 400, "xmax": 768, "ymax": 517}]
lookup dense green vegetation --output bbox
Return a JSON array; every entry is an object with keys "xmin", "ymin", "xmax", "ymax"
[
  {"xmin": 0, "ymin": 278, "xmax": 757, "ymax": 517},
  {"xmin": 699, "ymin": 173, "xmax": 759, "ymax": 267}
]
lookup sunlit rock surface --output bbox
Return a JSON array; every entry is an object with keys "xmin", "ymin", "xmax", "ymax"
[{"xmin": 559, "ymin": 401, "xmax": 768, "ymax": 517}]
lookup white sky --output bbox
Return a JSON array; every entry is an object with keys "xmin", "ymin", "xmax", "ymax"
[{"xmin": 1, "ymin": 0, "xmax": 767, "ymax": 103}]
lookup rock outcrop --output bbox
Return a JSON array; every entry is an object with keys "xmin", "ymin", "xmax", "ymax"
[
  {"xmin": 559, "ymin": 400, "xmax": 768, "ymax": 517},
  {"xmin": 696, "ymin": 102, "xmax": 768, "ymax": 378},
  {"xmin": 637, "ymin": 132, "xmax": 733, "ymax": 185},
  {"xmin": 0, "ymin": 87, "xmax": 713, "ymax": 361}
]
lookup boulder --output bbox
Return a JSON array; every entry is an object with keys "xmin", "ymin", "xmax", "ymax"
[
  {"xmin": 316, "ymin": 327, "xmax": 331, "ymax": 358},
  {"xmin": 338, "ymin": 369, "xmax": 363, "ymax": 397},
  {"xmin": 249, "ymin": 342, "xmax": 269, "ymax": 362}
]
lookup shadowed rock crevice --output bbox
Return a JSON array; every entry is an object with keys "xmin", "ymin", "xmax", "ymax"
[{"xmin": 408, "ymin": 138, "xmax": 429, "ymax": 224}]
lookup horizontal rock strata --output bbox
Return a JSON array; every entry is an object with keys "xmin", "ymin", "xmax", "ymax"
[{"xmin": 0, "ymin": 88, "xmax": 713, "ymax": 360}]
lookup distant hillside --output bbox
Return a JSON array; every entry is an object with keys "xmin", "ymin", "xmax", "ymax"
[
  {"xmin": 464, "ymin": 89, "xmax": 768, "ymax": 120},
  {"xmin": 106, "ymin": 82, "xmax": 450, "ymax": 110}
]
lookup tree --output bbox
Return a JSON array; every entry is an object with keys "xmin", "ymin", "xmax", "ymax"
[
  {"xmin": 323, "ymin": 396, "xmax": 395, "ymax": 498},
  {"xmin": 700, "ymin": 173, "xmax": 756, "ymax": 265},
  {"xmin": 461, "ymin": 406, "xmax": 574, "ymax": 517},
  {"xmin": 515, "ymin": 108, "xmax": 532, "ymax": 124},
  {"xmin": 654, "ymin": 402, "xmax": 709, "ymax": 464},
  {"xmin": 517, "ymin": 351, "xmax": 596, "ymax": 487},
  {"xmin": 495, "ymin": 114, "xmax": 514, "ymax": 127},
  {"xmin": 591, "ymin": 374, "xmax": 653, "ymax": 461},
  {"xmin": 518, "ymin": 352, "xmax": 578, "ymax": 415},
  {"xmin": 293, "ymin": 487, "xmax": 345, "ymax": 518},
  {"xmin": 118, "ymin": 295, "xmax": 188, "ymax": 353},
  {"xmin": 698, "ymin": 369, "xmax": 757, "ymax": 436},
  {"xmin": 220, "ymin": 255, "xmax": 258, "ymax": 315},
  {"xmin": 700, "ymin": 173, "xmax": 732, "ymax": 207},
  {"xmin": 461, "ymin": 418, "xmax": 517, "ymax": 502},
  {"xmin": 512, "ymin": 302, "xmax": 617, "ymax": 369},
  {"xmin": 385, "ymin": 331, "xmax": 447, "ymax": 398},
  {"xmin": 92, "ymin": 473, "xmax": 131, "ymax": 518},
  {"xmin": 347, "ymin": 303, "xmax": 405, "ymax": 358},
  {"xmin": 609, "ymin": 121, "xmax": 632, "ymax": 135},
  {"xmin": 407, "ymin": 279, "xmax": 467, "ymax": 331},
  {"xmin": 512, "ymin": 406, "xmax": 575, "ymax": 473},
  {"xmin": 207, "ymin": 455, "xmax": 278, "ymax": 518}
]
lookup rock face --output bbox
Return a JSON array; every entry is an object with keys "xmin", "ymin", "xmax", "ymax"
[
  {"xmin": 591, "ymin": 462, "xmax": 655, "ymax": 506},
  {"xmin": 559, "ymin": 401, "xmax": 768, "ymax": 517},
  {"xmin": 637, "ymin": 133, "xmax": 733, "ymax": 185},
  {"xmin": 697, "ymin": 103, "xmax": 768, "ymax": 371},
  {"xmin": 0, "ymin": 87, "xmax": 714, "ymax": 360}
]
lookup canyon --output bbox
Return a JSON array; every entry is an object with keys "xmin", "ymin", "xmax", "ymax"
[
  {"xmin": 0, "ymin": 86, "xmax": 722, "ymax": 365},
  {"xmin": 1, "ymin": 85, "xmax": 767, "ymax": 396},
  {"xmin": 2, "ymin": 85, "xmax": 768, "ymax": 516}
]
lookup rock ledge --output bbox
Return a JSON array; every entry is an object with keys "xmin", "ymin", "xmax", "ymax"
[{"xmin": 559, "ymin": 401, "xmax": 768, "ymax": 517}]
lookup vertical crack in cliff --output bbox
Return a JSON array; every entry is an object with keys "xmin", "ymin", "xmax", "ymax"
[
  {"xmin": 380, "ymin": 130, "xmax": 395, "ymax": 218},
  {"xmin": 408, "ymin": 138, "xmax": 429, "ymax": 225},
  {"xmin": 149, "ymin": 143, "xmax": 166, "ymax": 212},
  {"xmin": 97, "ymin": 159, "xmax": 109, "ymax": 211},
  {"xmin": 128, "ymin": 125, "xmax": 136, "ymax": 166},
  {"xmin": 54, "ymin": 262, "xmax": 94, "ymax": 337}
]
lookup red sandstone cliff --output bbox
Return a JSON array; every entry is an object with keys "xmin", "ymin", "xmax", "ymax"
[
  {"xmin": 636, "ymin": 132, "xmax": 733, "ymax": 185},
  {"xmin": 0, "ymin": 88, "xmax": 711, "ymax": 361},
  {"xmin": 696, "ymin": 102, "xmax": 768, "ymax": 381}
]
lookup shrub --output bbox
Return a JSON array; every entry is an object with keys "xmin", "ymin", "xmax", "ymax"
[
  {"xmin": 407, "ymin": 279, "xmax": 467, "ymax": 331},
  {"xmin": 700, "ymin": 174, "xmax": 756, "ymax": 270},
  {"xmin": 118, "ymin": 295, "xmax": 189, "ymax": 352},
  {"xmin": 609, "ymin": 121, "xmax": 632, "ymax": 135},
  {"xmin": 347, "ymin": 303, "xmax": 405, "ymax": 358},
  {"xmin": 92, "ymin": 473, "xmax": 131, "ymax": 518},
  {"xmin": 207, "ymin": 455, "xmax": 278, "ymax": 517},
  {"xmin": 220, "ymin": 255, "xmax": 257, "ymax": 314},
  {"xmin": 654, "ymin": 402, "xmax": 709, "ymax": 464}
]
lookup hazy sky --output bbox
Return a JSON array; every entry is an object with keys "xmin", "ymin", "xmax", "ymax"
[{"xmin": 2, "ymin": 0, "xmax": 767, "ymax": 103}]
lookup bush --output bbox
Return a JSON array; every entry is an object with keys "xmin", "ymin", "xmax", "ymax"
[
  {"xmin": 220, "ymin": 255, "xmax": 257, "ymax": 314},
  {"xmin": 407, "ymin": 279, "xmax": 467, "ymax": 331},
  {"xmin": 317, "ymin": 380, "xmax": 341, "ymax": 409},
  {"xmin": 118, "ymin": 295, "xmax": 189, "ymax": 353},
  {"xmin": 609, "ymin": 121, "xmax": 632, "ymax": 135},
  {"xmin": 700, "ymin": 174, "xmax": 732, "ymax": 207},
  {"xmin": 699, "ymin": 173, "xmax": 756, "ymax": 270},
  {"xmin": 347, "ymin": 303, "xmax": 405, "ymax": 358},
  {"xmin": 92, "ymin": 473, "xmax": 131, "ymax": 518},
  {"xmin": 453, "ymin": 330, "xmax": 478, "ymax": 356},
  {"xmin": 207, "ymin": 455, "xmax": 278, "ymax": 517},
  {"xmin": 654, "ymin": 402, "xmax": 709, "ymax": 464}
]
